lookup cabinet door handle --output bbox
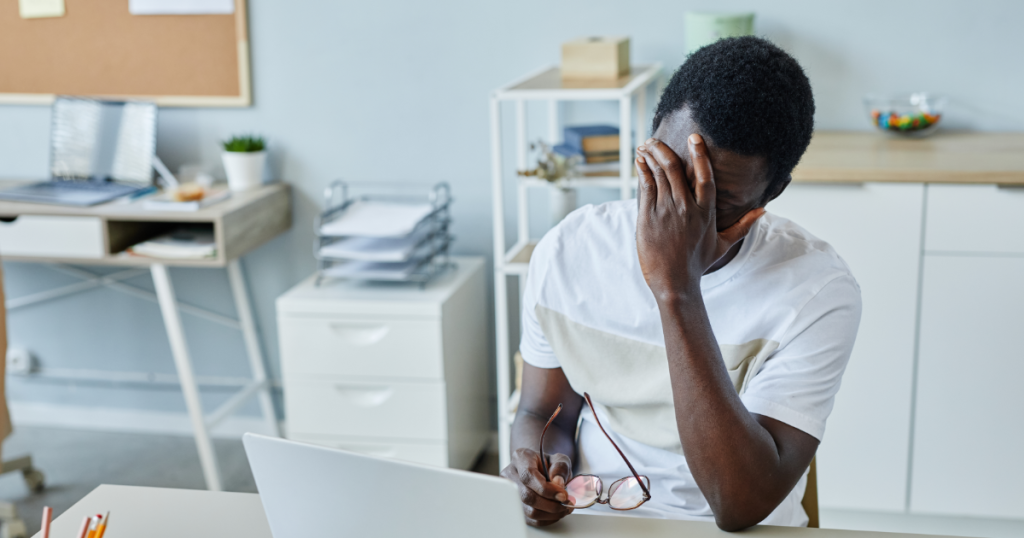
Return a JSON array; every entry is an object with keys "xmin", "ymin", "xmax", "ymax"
[
  {"xmin": 327, "ymin": 323, "xmax": 390, "ymax": 346},
  {"xmin": 336, "ymin": 444, "xmax": 398, "ymax": 458},
  {"xmin": 333, "ymin": 384, "xmax": 394, "ymax": 407}
]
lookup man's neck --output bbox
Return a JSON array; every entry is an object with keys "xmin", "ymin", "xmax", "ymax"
[{"xmin": 705, "ymin": 239, "xmax": 744, "ymax": 275}]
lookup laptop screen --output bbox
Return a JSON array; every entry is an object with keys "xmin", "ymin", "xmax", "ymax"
[{"xmin": 51, "ymin": 98, "xmax": 157, "ymax": 184}]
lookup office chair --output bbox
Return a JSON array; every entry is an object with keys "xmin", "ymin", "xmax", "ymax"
[
  {"xmin": 802, "ymin": 457, "xmax": 819, "ymax": 528},
  {"xmin": 0, "ymin": 263, "xmax": 46, "ymax": 538}
]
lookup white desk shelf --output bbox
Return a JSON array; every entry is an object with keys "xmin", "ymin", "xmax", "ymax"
[
  {"xmin": 489, "ymin": 65, "xmax": 662, "ymax": 467},
  {"xmin": 277, "ymin": 257, "xmax": 490, "ymax": 470}
]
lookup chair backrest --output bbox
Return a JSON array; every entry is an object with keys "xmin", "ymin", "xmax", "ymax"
[{"xmin": 801, "ymin": 457, "xmax": 819, "ymax": 528}]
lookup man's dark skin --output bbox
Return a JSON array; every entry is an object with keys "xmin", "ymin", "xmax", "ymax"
[{"xmin": 499, "ymin": 107, "xmax": 819, "ymax": 531}]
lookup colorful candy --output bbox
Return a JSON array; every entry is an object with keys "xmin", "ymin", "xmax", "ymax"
[{"xmin": 870, "ymin": 109, "xmax": 941, "ymax": 132}]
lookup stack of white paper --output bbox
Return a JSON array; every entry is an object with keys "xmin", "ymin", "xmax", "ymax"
[
  {"xmin": 318, "ymin": 226, "xmax": 432, "ymax": 262},
  {"xmin": 321, "ymin": 260, "xmax": 420, "ymax": 280},
  {"xmin": 319, "ymin": 201, "xmax": 434, "ymax": 238},
  {"xmin": 317, "ymin": 200, "xmax": 443, "ymax": 280}
]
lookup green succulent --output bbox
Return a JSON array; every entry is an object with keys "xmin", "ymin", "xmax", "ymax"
[{"xmin": 222, "ymin": 135, "xmax": 265, "ymax": 152}]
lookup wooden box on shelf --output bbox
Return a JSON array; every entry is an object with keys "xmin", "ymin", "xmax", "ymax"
[{"xmin": 561, "ymin": 36, "xmax": 630, "ymax": 80}]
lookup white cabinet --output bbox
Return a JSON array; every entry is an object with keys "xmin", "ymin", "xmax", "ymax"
[
  {"xmin": 912, "ymin": 256, "xmax": 1024, "ymax": 519},
  {"xmin": 926, "ymin": 184, "xmax": 1024, "ymax": 254},
  {"xmin": 773, "ymin": 181, "xmax": 1024, "ymax": 520},
  {"xmin": 277, "ymin": 257, "xmax": 490, "ymax": 470},
  {"xmin": 768, "ymin": 182, "xmax": 924, "ymax": 512}
]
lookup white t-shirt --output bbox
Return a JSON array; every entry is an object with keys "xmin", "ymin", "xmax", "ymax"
[{"xmin": 520, "ymin": 200, "xmax": 861, "ymax": 526}]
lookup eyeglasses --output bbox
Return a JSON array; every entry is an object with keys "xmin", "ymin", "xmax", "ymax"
[{"xmin": 539, "ymin": 392, "xmax": 652, "ymax": 511}]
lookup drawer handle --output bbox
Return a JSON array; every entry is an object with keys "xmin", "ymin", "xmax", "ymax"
[
  {"xmin": 328, "ymin": 323, "xmax": 390, "ymax": 346},
  {"xmin": 336, "ymin": 444, "xmax": 398, "ymax": 458},
  {"xmin": 333, "ymin": 384, "xmax": 394, "ymax": 407}
]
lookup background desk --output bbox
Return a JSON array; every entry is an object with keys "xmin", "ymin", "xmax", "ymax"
[
  {"xmin": 0, "ymin": 183, "xmax": 291, "ymax": 492},
  {"xmin": 34, "ymin": 484, "xmax": 944, "ymax": 538}
]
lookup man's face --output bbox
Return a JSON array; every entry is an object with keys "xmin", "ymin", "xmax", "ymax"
[{"xmin": 652, "ymin": 107, "xmax": 772, "ymax": 231}]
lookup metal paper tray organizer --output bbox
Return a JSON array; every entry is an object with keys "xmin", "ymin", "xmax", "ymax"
[{"xmin": 314, "ymin": 181, "xmax": 454, "ymax": 286}]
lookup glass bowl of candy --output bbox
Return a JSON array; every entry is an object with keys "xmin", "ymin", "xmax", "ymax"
[{"xmin": 864, "ymin": 93, "xmax": 946, "ymax": 137}]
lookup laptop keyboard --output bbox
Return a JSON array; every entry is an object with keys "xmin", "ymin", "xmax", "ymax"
[
  {"xmin": 35, "ymin": 180, "xmax": 142, "ymax": 194},
  {"xmin": 0, "ymin": 180, "xmax": 149, "ymax": 206}
]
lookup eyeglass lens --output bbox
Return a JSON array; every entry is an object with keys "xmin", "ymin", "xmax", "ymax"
[
  {"xmin": 564, "ymin": 475, "xmax": 601, "ymax": 508},
  {"xmin": 608, "ymin": 476, "xmax": 650, "ymax": 510}
]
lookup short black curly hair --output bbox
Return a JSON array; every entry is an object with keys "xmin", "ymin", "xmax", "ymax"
[{"xmin": 652, "ymin": 36, "xmax": 814, "ymax": 204}]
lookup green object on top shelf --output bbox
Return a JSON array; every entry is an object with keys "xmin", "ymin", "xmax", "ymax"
[
  {"xmin": 684, "ymin": 12, "xmax": 755, "ymax": 55},
  {"xmin": 222, "ymin": 135, "xmax": 265, "ymax": 152}
]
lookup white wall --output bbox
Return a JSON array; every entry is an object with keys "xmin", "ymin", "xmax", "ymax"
[{"xmin": 1, "ymin": 0, "xmax": 1023, "ymax": 419}]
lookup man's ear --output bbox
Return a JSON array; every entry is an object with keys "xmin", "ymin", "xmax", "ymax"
[{"xmin": 761, "ymin": 174, "xmax": 792, "ymax": 206}]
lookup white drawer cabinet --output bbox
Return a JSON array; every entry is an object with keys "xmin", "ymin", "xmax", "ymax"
[
  {"xmin": 278, "ymin": 316, "xmax": 443, "ymax": 379},
  {"xmin": 287, "ymin": 434, "xmax": 448, "ymax": 467},
  {"xmin": 912, "ymin": 256, "xmax": 1024, "ymax": 519},
  {"xmin": 768, "ymin": 183, "xmax": 923, "ymax": 512},
  {"xmin": 277, "ymin": 257, "xmax": 489, "ymax": 470},
  {"xmin": 286, "ymin": 378, "xmax": 448, "ymax": 439}
]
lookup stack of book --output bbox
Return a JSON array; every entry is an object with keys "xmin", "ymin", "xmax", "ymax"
[{"xmin": 553, "ymin": 125, "xmax": 624, "ymax": 173}]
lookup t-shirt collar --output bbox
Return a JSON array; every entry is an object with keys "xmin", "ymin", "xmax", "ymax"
[{"xmin": 699, "ymin": 218, "xmax": 761, "ymax": 290}]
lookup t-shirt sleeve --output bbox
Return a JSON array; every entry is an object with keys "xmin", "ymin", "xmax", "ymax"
[
  {"xmin": 519, "ymin": 233, "xmax": 561, "ymax": 369},
  {"xmin": 740, "ymin": 275, "xmax": 862, "ymax": 441}
]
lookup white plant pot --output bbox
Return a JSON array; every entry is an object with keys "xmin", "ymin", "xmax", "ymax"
[
  {"xmin": 549, "ymin": 186, "xmax": 577, "ymax": 225},
  {"xmin": 222, "ymin": 151, "xmax": 266, "ymax": 192}
]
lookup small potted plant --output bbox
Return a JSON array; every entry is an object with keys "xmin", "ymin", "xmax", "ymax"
[{"xmin": 221, "ymin": 135, "xmax": 266, "ymax": 192}]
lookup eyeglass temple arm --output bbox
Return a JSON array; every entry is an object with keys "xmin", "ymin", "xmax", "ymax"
[
  {"xmin": 583, "ymin": 392, "xmax": 651, "ymax": 499},
  {"xmin": 538, "ymin": 403, "xmax": 562, "ymax": 481}
]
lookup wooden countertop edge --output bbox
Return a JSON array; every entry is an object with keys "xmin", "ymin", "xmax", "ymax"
[{"xmin": 792, "ymin": 169, "xmax": 1024, "ymax": 186}]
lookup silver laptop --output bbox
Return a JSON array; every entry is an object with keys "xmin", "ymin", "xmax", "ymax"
[
  {"xmin": 0, "ymin": 98, "xmax": 155, "ymax": 206},
  {"xmin": 243, "ymin": 433, "xmax": 527, "ymax": 538}
]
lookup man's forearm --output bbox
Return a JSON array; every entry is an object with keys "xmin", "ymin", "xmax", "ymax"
[{"xmin": 659, "ymin": 292, "xmax": 788, "ymax": 529}]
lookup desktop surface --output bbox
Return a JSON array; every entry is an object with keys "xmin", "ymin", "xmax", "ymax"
[
  {"xmin": 0, "ymin": 181, "xmax": 291, "ymax": 268},
  {"xmin": 36, "ymin": 484, "xmax": 944, "ymax": 538}
]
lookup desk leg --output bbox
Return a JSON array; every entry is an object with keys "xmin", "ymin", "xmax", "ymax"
[
  {"xmin": 227, "ymin": 259, "xmax": 280, "ymax": 437},
  {"xmin": 151, "ymin": 263, "xmax": 223, "ymax": 492}
]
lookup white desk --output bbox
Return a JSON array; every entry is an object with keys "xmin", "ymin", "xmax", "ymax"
[
  {"xmin": 35, "ymin": 485, "xmax": 944, "ymax": 538},
  {"xmin": 0, "ymin": 183, "xmax": 291, "ymax": 492}
]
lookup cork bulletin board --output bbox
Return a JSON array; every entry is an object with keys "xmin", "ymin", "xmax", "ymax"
[{"xmin": 0, "ymin": 0, "xmax": 251, "ymax": 107}]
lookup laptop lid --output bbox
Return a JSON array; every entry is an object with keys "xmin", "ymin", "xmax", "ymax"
[
  {"xmin": 50, "ymin": 97, "xmax": 156, "ymax": 184},
  {"xmin": 243, "ymin": 433, "xmax": 527, "ymax": 538}
]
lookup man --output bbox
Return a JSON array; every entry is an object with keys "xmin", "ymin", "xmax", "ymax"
[{"xmin": 500, "ymin": 36, "xmax": 861, "ymax": 530}]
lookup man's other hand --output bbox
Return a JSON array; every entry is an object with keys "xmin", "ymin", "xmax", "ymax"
[{"xmin": 499, "ymin": 448, "xmax": 574, "ymax": 527}]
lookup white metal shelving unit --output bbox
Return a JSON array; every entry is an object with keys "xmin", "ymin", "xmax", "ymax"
[{"xmin": 490, "ymin": 64, "xmax": 662, "ymax": 467}]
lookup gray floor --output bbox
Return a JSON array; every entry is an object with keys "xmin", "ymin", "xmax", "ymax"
[
  {"xmin": 0, "ymin": 426, "xmax": 258, "ymax": 536},
  {"xmin": 0, "ymin": 426, "xmax": 500, "ymax": 537}
]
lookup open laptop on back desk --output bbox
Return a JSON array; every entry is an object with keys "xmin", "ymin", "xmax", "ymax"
[{"xmin": 0, "ymin": 98, "xmax": 156, "ymax": 206}]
